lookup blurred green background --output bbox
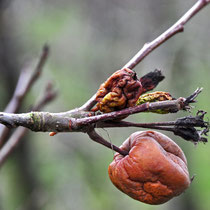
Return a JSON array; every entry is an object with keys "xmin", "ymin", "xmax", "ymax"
[{"xmin": 0, "ymin": 0, "xmax": 210, "ymax": 210}]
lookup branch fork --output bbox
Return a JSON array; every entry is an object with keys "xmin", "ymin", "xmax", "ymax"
[{"xmin": 1, "ymin": 88, "xmax": 208, "ymax": 158}]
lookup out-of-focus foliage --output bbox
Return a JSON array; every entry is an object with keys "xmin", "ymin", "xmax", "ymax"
[{"xmin": 0, "ymin": 0, "xmax": 210, "ymax": 210}]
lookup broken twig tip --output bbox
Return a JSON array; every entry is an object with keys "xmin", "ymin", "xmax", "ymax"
[
  {"xmin": 185, "ymin": 88, "xmax": 203, "ymax": 104},
  {"xmin": 43, "ymin": 43, "xmax": 50, "ymax": 53}
]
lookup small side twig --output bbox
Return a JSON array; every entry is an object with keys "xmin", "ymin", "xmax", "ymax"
[
  {"xmin": 79, "ymin": 94, "xmax": 98, "ymax": 111},
  {"xmin": 87, "ymin": 129, "xmax": 128, "ymax": 156},
  {"xmin": 4, "ymin": 45, "xmax": 49, "ymax": 113},
  {"xmin": 0, "ymin": 45, "xmax": 50, "ymax": 146},
  {"xmin": 0, "ymin": 82, "xmax": 57, "ymax": 167},
  {"xmin": 184, "ymin": 87, "xmax": 203, "ymax": 105},
  {"xmin": 76, "ymin": 98, "xmax": 189, "ymax": 126},
  {"xmin": 99, "ymin": 110, "xmax": 209, "ymax": 143},
  {"xmin": 123, "ymin": 0, "xmax": 210, "ymax": 69}
]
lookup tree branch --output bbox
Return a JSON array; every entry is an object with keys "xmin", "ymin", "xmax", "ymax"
[
  {"xmin": 80, "ymin": 0, "xmax": 210, "ymax": 111},
  {"xmin": 4, "ymin": 45, "xmax": 49, "ymax": 113},
  {"xmin": 0, "ymin": 82, "xmax": 57, "ymax": 167},
  {"xmin": 123, "ymin": 0, "xmax": 210, "ymax": 69},
  {"xmin": 76, "ymin": 96, "xmax": 194, "ymax": 127},
  {"xmin": 0, "ymin": 45, "xmax": 50, "ymax": 146},
  {"xmin": 0, "ymin": 89, "xmax": 202, "ymax": 132}
]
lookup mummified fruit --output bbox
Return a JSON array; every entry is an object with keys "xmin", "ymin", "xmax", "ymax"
[
  {"xmin": 136, "ymin": 91, "xmax": 174, "ymax": 114},
  {"xmin": 108, "ymin": 131, "xmax": 190, "ymax": 205},
  {"xmin": 94, "ymin": 68, "xmax": 142, "ymax": 113},
  {"xmin": 136, "ymin": 91, "xmax": 173, "ymax": 105}
]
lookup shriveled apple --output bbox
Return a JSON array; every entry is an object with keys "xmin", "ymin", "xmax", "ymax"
[{"xmin": 108, "ymin": 131, "xmax": 190, "ymax": 204}]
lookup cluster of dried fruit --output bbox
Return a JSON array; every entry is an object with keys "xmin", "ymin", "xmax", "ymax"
[
  {"xmin": 94, "ymin": 68, "xmax": 168, "ymax": 114},
  {"xmin": 94, "ymin": 68, "xmax": 191, "ymax": 205}
]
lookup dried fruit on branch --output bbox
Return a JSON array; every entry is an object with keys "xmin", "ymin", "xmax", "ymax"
[
  {"xmin": 136, "ymin": 91, "xmax": 173, "ymax": 104},
  {"xmin": 136, "ymin": 91, "xmax": 174, "ymax": 114},
  {"xmin": 139, "ymin": 69, "xmax": 165, "ymax": 94},
  {"xmin": 108, "ymin": 131, "xmax": 190, "ymax": 204},
  {"xmin": 94, "ymin": 68, "xmax": 142, "ymax": 113}
]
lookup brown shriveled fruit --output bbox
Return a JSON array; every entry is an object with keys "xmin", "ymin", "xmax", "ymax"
[
  {"xmin": 94, "ymin": 68, "xmax": 142, "ymax": 113},
  {"xmin": 108, "ymin": 131, "xmax": 190, "ymax": 205}
]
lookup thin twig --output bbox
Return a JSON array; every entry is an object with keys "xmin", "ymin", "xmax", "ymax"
[
  {"xmin": 0, "ymin": 82, "xmax": 57, "ymax": 167},
  {"xmin": 0, "ymin": 45, "xmax": 50, "ymax": 146},
  {"xmin": 123, "ymin": 0, "xmax": 210, "ymax": 69},
  {"xmin": 98, "ymin": 110, "xmax": 209, "ymax": 143},
  {"xmin": 88, "ymin": 111, "xmax": 208, "ymax": 154},
  {"xmin": 79, "ymin": 94, "xmax": 97, "ymax": 111},
  {"xmin": 4, "ymin": 45, "xmax": 49, "ymax": 113},
  {"xmin": 80, "ymin": 0, "xmax": 210, "ymax": 111},
  {"xmin": 87, "ymin": 129, "xmax": 128, "ymax": 156},
  {"xmin": 76, "ymin": 98, "xmax": 185, "ymax": 126}
]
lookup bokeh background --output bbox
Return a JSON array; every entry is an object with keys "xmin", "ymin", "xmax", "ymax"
[{"xmin": 0, "ymin": 0, "xmax": 210, "ymax": 210}]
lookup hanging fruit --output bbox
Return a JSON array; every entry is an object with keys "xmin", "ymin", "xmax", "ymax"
[{"xmin": 108, "ymin": 130, "xmax": 190, "ymax": 205}]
